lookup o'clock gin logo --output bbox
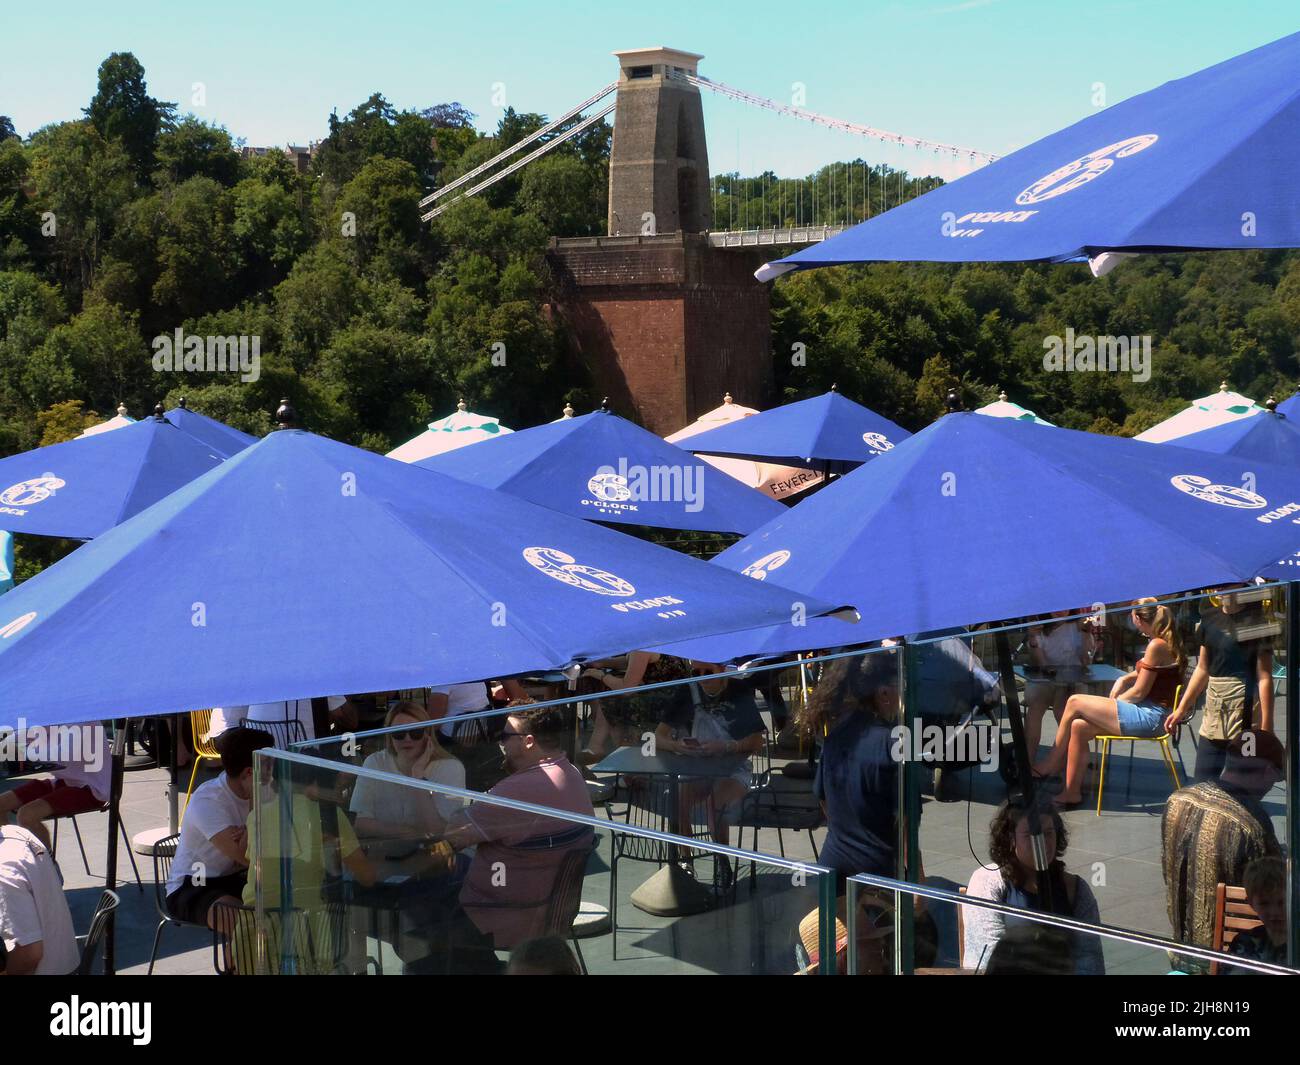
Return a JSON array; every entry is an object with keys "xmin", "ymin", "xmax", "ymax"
[{"xmin": 0, "ymin": 475, "xmax": 65, "ymax": 516}]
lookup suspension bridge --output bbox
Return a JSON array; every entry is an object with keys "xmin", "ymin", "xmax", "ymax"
[
  {"xmin": 417, "ymin": 47, "xmax": 996, "ymax": 436},
  {"xmin": 418, "ymin": 46, "xmax": 995, "ymax": 244}
]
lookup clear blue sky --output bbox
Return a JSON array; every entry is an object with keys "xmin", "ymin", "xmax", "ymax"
[{"xmin": 3, "ymin": 0, "xmax": 1296, "ymax": 181}]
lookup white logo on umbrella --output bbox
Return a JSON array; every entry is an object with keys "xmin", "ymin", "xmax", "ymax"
[
  {"xmin": 523, "ymin": 547, "xmax": 637, "ymax": 597},
  {"xmin": 863, "ymin": 433, "xmax": 894, "ymax": 454},
  {"xmin": 1016, "ymin": 134, "xmax": 1159, "ymax": 205},
  {"xmin": 0, "ymin": 612, "xmax": 37, "ymax": 639},
  {"xmin": 1170, "ymin": 475, "xmax": 1267, "ymax": 509},
  {"xmin": 0, "ymin": 475, "xmax": 65, "ymax": 507},
  {"xmin": 742, "ymin": 550, "xmax": 792, "ymax": 581},
  {"xmin": 587, "ymin": 472, "xmax": 632, "ymax": 502}
]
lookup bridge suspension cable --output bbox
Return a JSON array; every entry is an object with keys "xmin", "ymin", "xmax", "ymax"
[
  {"xmin": 670, "ymin": 71, "xmax": 997, "ymax": 163},
  {"xmin": 418, "ymin": 81, "xmax": 617, "ymax": 210},
  {"xmin": 421, "ymin": 102, "xmax": 615, "ymax": 221}
]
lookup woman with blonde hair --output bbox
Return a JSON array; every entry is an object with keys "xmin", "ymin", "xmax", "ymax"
[
  {"xmin": 1033, "ymin": 598, "xmax": 1185, "ymax": 806},
  {"xmin": 350, "ymin": 700, "xmax": 466, "ymax": 845}
]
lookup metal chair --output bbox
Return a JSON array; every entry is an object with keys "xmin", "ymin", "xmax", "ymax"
[
  {"xmin": 52, "ymin": 806, "xmax": 143, "ymax": 890},
  {"xmin": 183, "ymin": 709, "xmax": 222, "ymax": 823},
  {"xmin": 210, "ymin": 900, "xmax": 312, "ymax": 974},
  {"xmin": 74, "ymin": 889, "xmax": 120, "ymax": 975},
  {"xmin": 1093, "ymin": 686, "xmax": 1184, "ymax": 814},
  {"xmin": 236, "ymin": 717, "xmax": 306, "ymax": 749},
  {"xmin": 460, "ymin": 842, "xmax": 595, "ymax": 974},
  {"xmin": 733, "ymin": 732, "xmax": 824, "ymax": 884},
  {"xmin": 609, "ymin": 771, "xmax": 718, "ymax": 958},
  {"xmin": 145, "ymin": 832, "xmax": 209, "ymax": 975}
]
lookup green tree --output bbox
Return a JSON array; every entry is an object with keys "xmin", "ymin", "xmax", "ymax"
[
  {"xmin": 83, "ymin": 52, "xmax": 175, "ymax": 180},
  {"xmin": 154, "ymin": 116, "xmax": 240, "ymax": 187},
  {"xmin": 28, "ymin": 122, "xmax": 135, "ymax": 297},
  {"xmin": 36, "ymin": 399, "xmax": 99, "ymax": 445}
]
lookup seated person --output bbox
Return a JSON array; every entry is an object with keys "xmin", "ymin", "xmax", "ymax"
[
  {"xmin": 1163, "ymin": 732, "xmax": 1285, "ymax": 971},
  {"xmin": 0, "ymin": 825, "xmax": 79, "ymax": 975},
  {"xmin": 243, "ymin": 764, "xmax": 376, "ymax": 975},
  {"xmin": 580, "ymin": 651, "xmax": 693, "ymax": 762},
  {"xmin": 983, "ymin": 924, "xmax": 1074, "ymax": 976},
  {"xmin": 165, "ymin": 728, "xmax": 274, "ymax": 934},
  {"xmin": 1224, "ymin": 856, "xmax": 1287, "ymax": 972},
  {"xmin": 1034, "ymin": 597, "xmax": 1184, "ymax": 805},
  {"xmin": 440, "ymin": 704, "xmax": 594, "ymax": 955},
  {"xmin": 350, "ymin": 702, "xmax": 466, "ymax": 857},
  {"xmin": 507, "ymin": 935, "xmax": 582, "ymax": 975},
  {"xmin": 430, "ymin": 678, "xmax": 528, "ymax": 791},
  {"xmin": 654, "ymin": 661, "xmax": 765, "ymax": 850},
  {"xmin": 963, "ymin": 795, "xmax": 1104, "ymax": 974},
  {"xmin": 0, "ymin": 721, "xmax": 112, "ymax": 851}
]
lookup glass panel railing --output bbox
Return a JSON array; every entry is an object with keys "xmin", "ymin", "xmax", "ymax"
[
  {"xmin": 901, "ymin": 584, "xmax": 1292, "ymax": 967},
  {"xmin": 250, "ymin": 743, "xmax": 836, "ymax": 975},
  {"xmin": 225, "ymin": 581, "xmax": 1293, "ymax": 975},
  {"xmin": 845, "ymin": 873, "xmax": 1297, "ymax": 976}
]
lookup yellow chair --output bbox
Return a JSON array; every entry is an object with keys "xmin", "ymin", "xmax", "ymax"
[
  {"xmin": 182, "ymin": 709, "xmax": 222, "ymax": 824},
  {"xmin": 1094, "ymin": 686, "xmax": 1182, "ymax": 815}
]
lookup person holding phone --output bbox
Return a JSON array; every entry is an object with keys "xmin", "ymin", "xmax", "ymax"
[{"xmin": 654, "ymin": 662, "xmax": 765, "ymax": 856}]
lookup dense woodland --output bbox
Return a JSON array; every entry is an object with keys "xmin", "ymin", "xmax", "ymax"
[{"xmin": 3, "ymin": 53, "xmax": 1300, "ymax": 462}]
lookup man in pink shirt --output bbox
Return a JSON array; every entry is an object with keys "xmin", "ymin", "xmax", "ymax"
[{"xmin": 444, "ymin": 703, "xmax": 594, "ymax": 951}]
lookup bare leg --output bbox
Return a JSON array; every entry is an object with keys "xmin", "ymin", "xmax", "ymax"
[
  {"xmin": 0, "ymin": 791, "xmax": 20, "ymax": 818},
  {"xmin": 1035, "ymin": 694, "xmax": 1120, "ymax": 776},
  {"xmin": 584, "ymin": 707, "xmax": 613, "ymax": 761},
  {"xmin": 1058, "ymin": 718, "xmax": 1103, "ymax": 804},
  {"xmin": 15, "ymin": 799, "xmax": 54, "ymax": 851},
  {"xmin": 711, "ymin": 780, "xmax": 748, "ymax": 847},
  {"xmin": 1024, "ymin": 684, "xmax": 1050, "ymax": 754}
]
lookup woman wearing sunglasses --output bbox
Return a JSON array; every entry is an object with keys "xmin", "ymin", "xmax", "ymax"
[{"xmin": 350, "ymin": 702, "xmax": 466, "ymax": 852}]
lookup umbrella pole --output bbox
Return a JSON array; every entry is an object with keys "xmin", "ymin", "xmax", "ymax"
[
  {"xmin": 104, "ymin": 720, "xmax": 128, "ymax": 975},
  {"xmin": 994, "ymin": 631, "xmax": 1055, "ymax": 911},
  {"xmin": 1287, "ymin": 582, "xmax": 1299, "ymax": 967},
  {"xmin": 169, "ymin": 712, "xmax": 180, "ymax": 834}
]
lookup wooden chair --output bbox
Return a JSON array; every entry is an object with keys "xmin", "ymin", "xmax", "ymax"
[
  {"xmin": 957, "ymin": 885, "xmax": 967, "ymax": 968},
  {"xmin": 1210, "ymin": 883, "xmax": 1262, "ymax": 975}
]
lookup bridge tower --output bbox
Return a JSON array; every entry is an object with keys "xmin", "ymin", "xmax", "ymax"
[
  {"xmin": 607, "ymin": 47, "xmax": 711, "ymax": 237},
  {"xmin": 549, "ymin": 47, "xmax": 772, "ymax": 436}
]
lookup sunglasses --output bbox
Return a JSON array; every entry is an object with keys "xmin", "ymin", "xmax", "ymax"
[
  {"xmin": 390, "ymin": 730, "xmax": 425, "ymax": 741},
  {"xmin": 498, "ymin": 729, "xmax": 527, "ymax": 740}
]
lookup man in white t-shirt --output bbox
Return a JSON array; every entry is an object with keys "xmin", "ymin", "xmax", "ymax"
[
  {"xmin": 166, "ymin": 728, "xmax": 274, "ymax": 931},
  {"xmin": 0, "ymin": 722, "xmax": 111, "ymax": 851},
  {"xmin": 0, "ymin": 825, "xmax": 79, "ymax": 975}
]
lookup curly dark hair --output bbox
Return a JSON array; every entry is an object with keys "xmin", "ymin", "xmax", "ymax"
[
  {"xmin": 987, "ymin": 794, "xmax": 1069, "ymax": 887},
  {"xmin": 797, "ymin": 652, "xmax": 896, "ymax": 737}
]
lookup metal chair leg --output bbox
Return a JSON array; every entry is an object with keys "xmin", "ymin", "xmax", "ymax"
[
  {"xmin": 72, "ymin": 816, "xmax": 92, "ymax": 875},
  {"xmin": 571, "ymin": 933, "xmax": 588, "ymax": 975},
  {"xmin": 118, "ymin": 818, "xmax": 143, "ymax": 890},
  {"xmin": 147, "ymin": 919, "xmax": 168, "ymax": 976},
  {"xmin": 1095, "ymin": 738, "xmax": 1110, "ymax": 816},
  {"xmin": 609, "ymin": 849, "xmax": 619, "ymax": 962}
]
